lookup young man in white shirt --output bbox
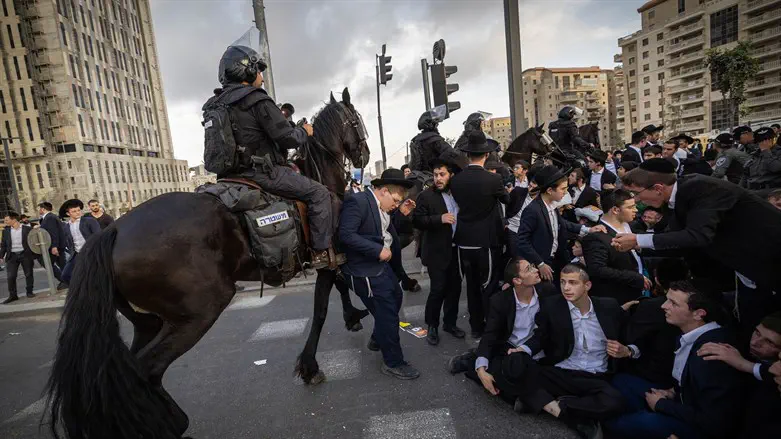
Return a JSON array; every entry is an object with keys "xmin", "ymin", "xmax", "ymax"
[{"xmin": 59, "ymin": 199, "xmax": 101, "ymax": 285}]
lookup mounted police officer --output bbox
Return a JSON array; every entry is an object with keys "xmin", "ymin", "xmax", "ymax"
[
  {"xmin": 204, "ymin": 45, "xmax": 335, "ymax": 269},
  {"xmin": 741, "ymin": 126, "xmax": 781, "ymax": 193},
  {"xmin": 712, "ymin": 132, "xmax": 750, "ymax": 185},
  {"xmin": 549, "ymin": 106, "xmax": 592, "ymax": 160},
  {"xmin": 454, "ymin": 112, "xmax": 486, "ymax": 151},
  {"xmin": 408, "ymin": 111, "xmax": 454, "ymax": 173}
]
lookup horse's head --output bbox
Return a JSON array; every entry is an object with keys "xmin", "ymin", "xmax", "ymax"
[
  {"xmin": 502, "ymin": 123, "xmax": 554, "ymax": 166},
  {"xmin": 312, "ymin": 87, "xmax": 371, "ymax": 170}
]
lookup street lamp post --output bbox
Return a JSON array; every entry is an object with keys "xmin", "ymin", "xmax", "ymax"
[{"xmin": 1, "ymin": 136, "xmax": 23, "ymax": 213}]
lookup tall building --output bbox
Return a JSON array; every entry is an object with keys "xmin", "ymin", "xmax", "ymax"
[
  {"xmin": 522, "ymin": 67, "xmax": 622, "ymax": 148},
  {"xmin": 0, "ymin": 0, "xmax": 190, "ymax": 218},
  {"xmin": 188, "ymin": 164, "xmax": 215, "ymax": 190},
  {"xmin": 617, "ymin": 0, "xmax": 781, "ymax": 142},
  {"xmin": 481, "ymin": 116, "xmax": 513, "ymax": 151}
]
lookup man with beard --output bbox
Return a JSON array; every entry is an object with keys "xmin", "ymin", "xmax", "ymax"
[
  {"xmin": 87, "ymin": 199, "xmax": 114, "ymax": 230},
  {"xmin": 408, "ymin": 111, "xmax": 454, "ymax": 173},
  {"xmin": 413, "ymin": 157, "xmax": 465, "ymax": 345}
]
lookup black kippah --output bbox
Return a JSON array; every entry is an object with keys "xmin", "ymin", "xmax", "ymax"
[{"xmin": 639, "ymin": 157, "xmax": 676, "ymax": 174}]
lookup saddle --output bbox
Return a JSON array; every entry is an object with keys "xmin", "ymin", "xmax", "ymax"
[{"xmin": 196, "ymin": 178, "xmax": 311, "ymax": 286}]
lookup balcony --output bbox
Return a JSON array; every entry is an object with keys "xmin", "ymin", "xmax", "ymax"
[
  {"xmin": 667, "ymin": 21, "xmax": 704, "ymax": 40},
  {"xmin": 618, "ymin": 30, "xmax": 642, "ymax": 46},
  {"xmin": 560, "ymin": 93, "xmax": 579, "ymax": 103},
  {"xmin": 748, "ymin": 26, "xmax": 781, "ymax": 44},
  {"xmin": 670, "ymin": 94, "xmax": 705, "ymax": 106},
  {"xmin": 666, "ymin": 11, "xmax": 705, "ymax": 28},
  {"xmin": 678, "ymin": 120, "xmax": 706, "ymax": 132},
  {"xmin": 747, "ymin": 75, "xmax": 781, "ymax": 91},
  {"xmin": 744, "ymin": 7, "xmax": 781, "ymax": 30},
  {"xmin": 671, "ymin": 64, "xmax": 706, "ymax": 79},
  {"xmin": 668, "ymin": 35, "xmax": 705, "ymax": 54},
  {"xmin": 679, "ymin": 107, "xmax": 706, "ymax": 118},
  {"xmin": 744, "ymin": 0, "xmax": 781, "ymax": 15},
  {"xmin": 753, "ymin": 42, "xmax": 781, "ymax": 57},
  {"xmin": 668, "ymin": 79, "xmax": 706, "ymax": 94},
  {"xmin": 745, "ymin": 108, "xmax": 781, "ymax": 121},
  {"xmin": 746, "ymin": 92, "xmax": 781, "ymax": 107},
  {"xmin": 614, "ymin": 53, "xmax": 623, "ymax": 63},
  {"xmin": 667, "ymin": 51, "xmax": 705, "ymax": 68},
  {"xmin": 759, "ymin": 59, "xmax": 781, "ymax": 74}
]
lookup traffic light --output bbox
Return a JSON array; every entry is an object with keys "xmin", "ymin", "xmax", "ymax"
[
  {"xmin": 378, "ymin": 44, "xmax": 392, "ymax": 85},
  {"xmin": 431, "ymin": 63, "xmax": 460, "ymax": 117}
]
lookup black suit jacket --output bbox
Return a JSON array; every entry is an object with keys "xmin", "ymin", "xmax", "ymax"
[
  {"xmin": 525, "ymin": 295, "xmax": 626, "ymax": 373},
  {"xmin": 63, "ymin": 216, "xmax": 102, "ymax": 256},
  {"xmin": 412, "ymin": 188, "xmax": 454, "ymax": 270},
  {"xmin": 450, "ymin": 165, "xmax": 508, "ymax": 248},
  {"xmin": 517, "ymin": 197, "xmax": 582, "ymax": 268},
  {"xmin": 623, "ymin": 147, "xmax": 643, "ymax": 164},
  {"xmin": 571, "ymin": 185, "xmax": 599, "ymax": 209},
  {"xmin": 582, "ymin": 224, "xmax": 645, "ymax": 305},
  {"xmin": 476, "ymin": 289, "xmax": 541, "ymax": 361},
  {"xmin": 655, "ymin": 327, "xmax": 745, "ymax": 439},
  {"xmin": 0, "ymin": 225, "xmax": 33, "ymax": 259},
  {"xmin": 585, "ymin": 168, "xmax": 618, "ymax": 193},
  {"xmin": 623, "ymin": 296, "xmax": 679, "ymax": 388},
  {"xmin": 40, "ymin": 212, "xmax": 64, "ymax": 251},
  {"xmin": 651, "ymin": 175, "xmax": 781, "ymax": 290},
  {"xmin": 506, "ymin": 187, "xmax": 530, "ymax": 220}
]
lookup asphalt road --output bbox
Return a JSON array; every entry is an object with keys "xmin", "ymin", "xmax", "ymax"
[{"xmin": 0, "ymin": 249, "xmax": 576, "ymax": 439}]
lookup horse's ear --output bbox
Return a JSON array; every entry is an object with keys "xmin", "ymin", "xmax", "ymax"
[
  {"xmin": 330, "ymin": 92, "xmax": 337, "ymax": 105},
  {"xmin": 342, "ymin": 87, "xmax": 351, "ymax": 106}
]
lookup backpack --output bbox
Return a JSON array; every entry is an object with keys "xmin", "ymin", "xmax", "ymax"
[
  {"xmin": 202, "ymin": 97, "xmax": 242, "ymax": 176},
  {"xmin": 408, "ymin": 137, "xmax": 423, "ymax": 171}
]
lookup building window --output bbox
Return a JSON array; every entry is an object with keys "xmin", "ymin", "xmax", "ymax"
[
  {"xmin": 0, "ymin": 90, "xmax": 5, "ymax": 113},
  {"xmin": 657, "ymin": 33, "xmax": 664, "ymax": 41},
  {"xmin": 78, "ymin": 115, "xmax": 85, "ymax": 137},
  {"xmin": 105, "ymin": 161, "xmax": 111, "ymax": 183},
  {"xmin": 644, "ymin": 114, "xmax": 652, "ymax": 121},
  {"xmin": 678, "ymin": 0, "xmax": 685, "ymax": 14},
  {"xmin": 26, "ymin": 118, "xmax": 33, "ymax": 141},
  {"xmin": 658, "ymin": 59, "xmax": 665, "ymax": 67},
  {"xmin": 658, "ymin": 72, "xmax": 665, "ymax": 80},
  {"xmin": 657, "ymin": 46, "xmax": 664, "ymax": 54},
  {"xmin": 36, "ymin": 164, "xmax": 45, "ymax": 189},
  {"xmin": 644, "ymin": 101, "xmax": 651, "ymax": 109},
  {"xmin": 643, "ymin": 64, "xmax": 650, "ymax": 72},
  {"xmin": 643, "ymin": 51, "xmax": 649, "ymax": 59},
  {"xmin": 644, "ymin": 76, "xmax": 651, "ymax": 84},
  {"xmin": 644, "ymin": 89, "xmax": 651, "ymax": 96},
  {"xmin": 13, "ymin": 57, "xmax": 21, "ymax": 79},
  {"xmin": 19, "ymin": 88, "xmax": 28, "ymax": 111},
  {"xmin": 629, "ymin": 70, "xmax": 636, "ymax": 77},
  {"xmin": 628, "ymin": 57, "xmax": 635, "ymax": 65},
  {"xmin": 710, "ymin": 6, "xmax": 738, "ymax": 48},
  {"xmin": 711, "ymin": 99, "xmax": 738, "ymax": 131},
  {"xmin": 642, "ymin": 38, "xmax": 649, "ymax": 46}
]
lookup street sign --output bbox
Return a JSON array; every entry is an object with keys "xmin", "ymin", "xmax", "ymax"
[{"xmin": 28, "ymin": 228, "xmax": 52, "ymax": 255}]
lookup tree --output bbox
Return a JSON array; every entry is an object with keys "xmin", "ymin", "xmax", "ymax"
[{"xmin": 705, "ymin": 41, "xmax": 760, "ymax": 126}]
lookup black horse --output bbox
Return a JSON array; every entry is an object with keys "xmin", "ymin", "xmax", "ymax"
[
  {"xmin": 500, "ymin": 123, "xmax": 554, "ymax": 168},
  {"xmin": 45, "ymin": 88, "xmax": 371, "ymax": 439},
  {"xmin": 579, "ymin": 121, "xmax": 600, "ymax": 149}
]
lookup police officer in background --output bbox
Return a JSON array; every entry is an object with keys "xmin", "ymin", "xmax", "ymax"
[
  {"xmin": 712, "ymin": 133, "xmax": 750, "ymax": 185},
  {"xmin": 408, "ymin": 111, "xmax": 455, "ymax": 173},
  {"xmin": 549, "ymin": 106, "xmax": 592, "ymax": 160},
  {"xmin": 734, "ymin": 126, "xmax": 758, "ymax": 155},
  {"xmin": 454, "ymin": 112, "xmax": 486, "ymax": 151},
  {"xmin": 742, "ymin": 126, "xmax": 781, "ymax": 193},
  {"xmin": 204, "ymin": 45, "xmax": 335, "ymax": 269}
]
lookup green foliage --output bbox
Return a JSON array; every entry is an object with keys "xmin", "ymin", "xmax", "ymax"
[{"xmin": 705, "ymin": 41, "xmax": 761, "ymax": 122}]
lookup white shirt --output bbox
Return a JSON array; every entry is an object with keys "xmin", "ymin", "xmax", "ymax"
[
  {"xmin": 543, "ymin": 199, "xmax": 560, "ymax": 257},
  {"xmin": 441, "ymin": 191, "xmax": 459, "ymax": 237},
  {"xmin": 556, "ymin": 299, "xmax": 609, "ymax": 374},
  {"xmin": 69, "ymin": 219, "xmax": 87, "ymax": 253},
  {"xmin": 589, "ymin": 169, "xmax": 603, "ymax": 192},
  {"xmin": 475, "ymin": 289, "xmax": 540, "ymax": 370},
  {"xmin": 674, "ymin": 148, "xmax": 688, "ymax": 160},
  {"xmin": 672, "ymin": 322, "xmax": 721, "ymax": 385},
  {"xmin": 508, "ymin": 195, "xmax": 534, "ymax": 234},
  {"xmin": 637, "ymin": 182, "xmax": 678, "ymax": 250},
  {"xmin": 629, "ymin": 145, "xmax": 644, "ymax": 162},
  {"xmin": 602, "ymin": 220, "xmax": 643, "ymax": 275},
  {"xmin": 369, "ymin": 190, "xmax": 392, "ymax": 249},
  {"xmin": 515, "ymin": 178, "xmax": 528, "ymax": 188},
  {"xmin": 605, "ymin": 160, "xmax": 617, "ymax": 176},
  {"xmin": 571, "ymin": 183, "xmax": 586, "ymax": 205},
  {"xmin": 10, "ymin": 225, "xmax": 24, "ymax": 253}
]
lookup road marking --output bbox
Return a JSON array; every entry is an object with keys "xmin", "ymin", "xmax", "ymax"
[
  {"xmin": 248, "ymin": 318, "xmax": 309, "ymax": 342},
  {"xmin": 3, "ymin": 397, "xmax": 46, "ymax": 424},
  {"xmin": 364, "ymin": 408, "xmax": 455, "ymax": 439},
  {"xmin": 227, "ymin": 295, "xmax": 276, "ymax": 311},
  {"xmin": 401, "ymin": 305, "xmax": 425, "ymax": 322},
  {"xmin": 294, "ymin": 349, "xmax": 362, "ymax": 385}
]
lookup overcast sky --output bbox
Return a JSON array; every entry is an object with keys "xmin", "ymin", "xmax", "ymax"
[{"xmin": 150, "ymin": 0, "xmax": 644, "ymax": 172}]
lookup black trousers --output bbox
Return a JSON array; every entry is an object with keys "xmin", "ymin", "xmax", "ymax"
[
  {"xmin": 6, "ymin": 252, "xmax": 34, "ymax": 297},
  {"xmin": 458, "ymin": 247, "xmax": 501, "ymax": 333},
  {"xmin": 464, "ymin": 349, "xmax": 532, "ymax": 405},
  {"xmin": 425, "ymin": 246, "xmax": 462, "ymax": 328}
]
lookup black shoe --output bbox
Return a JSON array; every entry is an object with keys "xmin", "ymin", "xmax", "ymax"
[
  {"xmin": 426, "ymin": 326, "xmax": 439, "ymax": 346},
  {"xmin": 56, "ymin": 282, "xmax": 68, "ymax": 291},
  {"xmin": 367, "ymin": 337, "xmax": 380, "ymax": 352},
  {"xmin": 513, "ymin": 397, "xmax": 525, "ymax": 415},
  {"xmin": 402, "ymin": 278, "xmax": 421, "ymax": 292},
  {"xmin": 447, "ymin": 352, "xmax": 475, "ymax": 375},
  {"xmin": 26, "ymin": 292, "xmax": 35, "ymax": 298},
  {"xmin": 443, "ymin": 324, "xmax": 466, "ymax": 339},
  {"xmin": 573, "ymin": 420, "xmax": 603, "ymax": 439},
  {"xmin": 381, "ymin": 363, "xmax": 420, "ymax": 380},
  {"xmin": 2, "ymin": 296, "xmax": 19, "ymax": 305}
]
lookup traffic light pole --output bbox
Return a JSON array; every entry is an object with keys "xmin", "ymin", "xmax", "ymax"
[
  {"xmin": 375, "ymin": 56, "xmax": 387, "ymax": 169},
  {"xmin": 421, "ymin": 59, "xmax": 432, "ymax": 111}
]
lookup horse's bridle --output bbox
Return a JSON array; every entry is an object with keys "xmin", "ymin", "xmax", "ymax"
[{"xmin": 305, "ymin": 103, "xmax": 368, "ymax": 189}]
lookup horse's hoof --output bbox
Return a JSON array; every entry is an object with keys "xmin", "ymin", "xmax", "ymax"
[{"xmin": 307, "ymin": 370, "xmax": 326, "ymax": 386}]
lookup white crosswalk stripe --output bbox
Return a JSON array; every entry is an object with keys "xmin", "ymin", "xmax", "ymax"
[
  {"xmin": 364, "ymin": 408, "xmax": 456, "ymax": 439},
  {"xmin": 294, "ymin": 348, "xmax": 362, "ymax": 385},
  {"xmin": 401, "ymin": 304, "xmax": 425, "ymax": 322},
  {"xmin": 227, "ymin": 295, "xmax": 276, "ymax": 311},
  {"xmin": 3, "ymin": 397, "xmax": 46, "ymax": 424},
  {"xmin": 248, "ymin": 318, "xmax": 309, "ymax": 342}
]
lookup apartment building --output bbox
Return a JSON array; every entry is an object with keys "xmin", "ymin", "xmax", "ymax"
[
  {"xmin": 617, "ymin": 0, "xmax": 781, "ymax": 141},
  {"xmin": 522, "ymin": 67, "xmax": 622, "ymax": 148},
  {"xmin": 481, "ymin": 116, "xmax": 513, "ymax": 151},
  {"xmin": 0, "ymin": 0, "xmax": 190, "ymax": 218}
]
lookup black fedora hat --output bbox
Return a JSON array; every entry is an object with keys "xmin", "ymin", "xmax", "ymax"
[
  {"xmin": 484, "ymin": 156, "xmax": 505, "ymax": 170},
  {"xmin": 459, "ymin": 131, "xmax": 497, "ymax": 154},
  {"xmin": 534, "ymin": 165, "xmax": 570, "ymax": 192},
  {"xmin": 642, "ymin": 124, "xmax": 664, "ymax": 134},
  {"xmin": 371, "ymin": 168, "xmax": 415, "ymax": 188},
  {"xmin": 429, "ymin": 156, "xmax": 462, "ymax": 173},
  {"xmin": 59, "ymin": 198, "xmax": 84, "ymax": 219},
  {"xmin": 673, "ymin": 133, "xmax": 695, "ymax": 144}
]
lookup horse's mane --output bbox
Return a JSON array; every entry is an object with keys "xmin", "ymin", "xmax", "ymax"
[
  {"xmin": 311, "ymin": 101, "xmax": 344, "ymax": 148},
  {"xmin": 296, "ymin": 101, "xmax": 348, "ymax": 196}
]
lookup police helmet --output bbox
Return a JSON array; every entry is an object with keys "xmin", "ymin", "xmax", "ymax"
[
  {"xmin": 218, "ymin": 45, "xmax": 268, "ymax": 86},
  {"xmin": 558, "ymin": 106, "xmax": 583, "ymax": 120},
  {"xmin": 417, "ymin": 111, "xmax": 439, "ymax": 131},
  {"xmin": 463, "ymin": 112, "xmax": 486, "ymax": 130}
]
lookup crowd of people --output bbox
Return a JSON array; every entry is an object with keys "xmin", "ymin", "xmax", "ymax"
[
  {"xmin": 1, "ymin": 199, "xmax": 114, "ymax": 304},
  {"xmin": 337, "ymin": 110, "xmax": 781, "ymax": 439}
]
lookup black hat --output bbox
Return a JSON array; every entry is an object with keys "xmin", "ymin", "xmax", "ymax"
[
  {"xmin": 639, "ymin": 158, "xmax": 676, "ymax": 174},
  {"xmin": 754, "ymin": 126, "xmax": 775, "ymax": 143},
  {"xmin": 429, "ymin": 156, "xmax": 462, "ymax": 173},
  {"xmin": 484, "ymin": 157, "xmax": 504, "ymax": 170},
  {"xmin": 534, "ymin": 165, "xmax": 569, "ymax": 192},
  {"xmin": 732, "ymin": 126, "xmax": 752, "ymax": 138},
  {"xmin": 280, "ymin": 103, "xmax": 295, "ymax": 115},
  {"xmin": 631, "ymin": 131, "xmax": 647, "ymax": 144},
  {"xmin": 59, "ymin": 199, "xmax": 84, "ymax": 219},
  {"xmin": 371, "ymin": 168, "xmax": 415, "ymax": 188},
  {"xmin": 642, "ymin": 124, "xmax": 664, "ymax": 134},
  {"xmin": 714, "ymin": 133, "xmax": 734, "ymax": 146},
  {"xmin": 459, "ymin": 131, "xmax": 496, "ymax": 153},
  {"xmin": 619, "ymin": 161, "xmax": 638, "ymax": 172},
  {"xmin": 771, "ymin": 123, "xmax": 780, "ymax": 130},
  {"xmin": 587, "ymin": 149, "xmax": 608, "ymax": 165},
  {"xmin": 673, "ymin": 134, "xmax": 694, "ymax": 144}
]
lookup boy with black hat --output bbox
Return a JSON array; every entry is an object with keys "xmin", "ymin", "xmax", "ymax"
[
  {"xmin": 742, "ymin": 126, "xmax": 781, "ymax": 193},
  {"xmin": 59, "ymin": 199, "xmax": 101, "ymax": 285},
  {"xmin": 712, "ymin": 132, "xmax": 750, "ymax": 184},
  {"xmin": 450, "ymin": 131, "xmax": 508, "ymax": 339},
  {"xmin": 615, "ymin": 158, "xmax": 781, "ymax": 293},
  {"xmin": 339, "ymin": 168, "xmax": 419, "ymax": 379},
  {"xmin": 642, "ymin": 124, "xmax": 664, "ymax": 147}
]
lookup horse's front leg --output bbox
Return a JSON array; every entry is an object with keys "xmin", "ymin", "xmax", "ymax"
[{"xmin": 295, "ymin": 269, "xmax": 336, "ymax": 385}]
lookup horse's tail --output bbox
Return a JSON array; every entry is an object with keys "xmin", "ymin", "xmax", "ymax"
[{"xmin": 45, "ymin": 227, "xmax": 179, "ymax": 439}]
